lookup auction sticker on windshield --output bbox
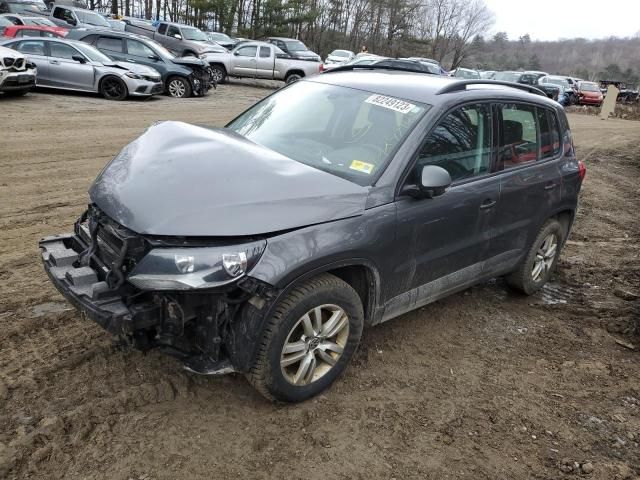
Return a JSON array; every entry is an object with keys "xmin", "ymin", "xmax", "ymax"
[
  {"xmin": 349, "ymin": 160, "xmax": 375, "ymax": 174},
  {"xmin": 365, "ymin": 94, "xmax": 416, "ymax": 114}
]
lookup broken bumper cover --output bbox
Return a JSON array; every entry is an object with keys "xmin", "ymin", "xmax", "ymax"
[
  {"xmin": 39, "ymin": 234, "xmax": 158, "ymax": 336},
  {"xmin": 0, "ymin": 69, "xmax": 36, "ymax": 92}
]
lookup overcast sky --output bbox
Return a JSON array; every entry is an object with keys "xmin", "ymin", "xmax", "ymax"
[{"xmin": 483, "ymin": 0, "xmax": 640, "ymax": 41}]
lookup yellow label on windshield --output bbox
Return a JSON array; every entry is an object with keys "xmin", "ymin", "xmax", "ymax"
[{"xmin": 349, "ymin": 160, "xmax": 374, "ymax": 174}]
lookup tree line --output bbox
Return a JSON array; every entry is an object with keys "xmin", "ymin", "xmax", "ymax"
[{"xmin": 88, "ymin": 0, "xmax": 639, "ymax": 85}]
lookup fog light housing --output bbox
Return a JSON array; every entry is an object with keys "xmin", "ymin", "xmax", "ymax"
[{"xmin": 222, "ymin": 252, "xmax": 247, "ymax": 277}]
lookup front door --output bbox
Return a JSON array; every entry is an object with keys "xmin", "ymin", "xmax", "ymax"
[
  {"xmin": 387, "ymin": 103, "xmax": 500, "ymax": 319},
  {"xmin": 47, "ymin": 41, "xmax": 95, "ymax": 90},
  {"xmin": 231, "ymin": 45, "xmax": 257, "ymax": 76}
]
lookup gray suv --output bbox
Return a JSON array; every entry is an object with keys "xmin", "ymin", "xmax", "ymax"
[{"xmin": 39, "ymin": 70, "xmax": 585, "ymax": 402}]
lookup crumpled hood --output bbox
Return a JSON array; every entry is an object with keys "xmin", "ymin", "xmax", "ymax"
[
  {"xmin": 172, "ymin": 56, "xmax": 207, "ymax": 67},
  {"xmin": 89, "ymin": 121, "xmax": 368, "ymax": 236},
  {"xmin": 114, "ymin": 62, "xmax": 160, "ymax": 77}
]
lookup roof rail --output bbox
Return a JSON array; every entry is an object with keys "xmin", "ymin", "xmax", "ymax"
[
  {"xmin": 437, "ymin": 80, "xmax": 546, "ymax": 96},
  {"xmin": 322, "ymin": 64, "xmax": 436, "ymax": 76}
]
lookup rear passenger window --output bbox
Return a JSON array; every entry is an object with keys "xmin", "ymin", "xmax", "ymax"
[
  {"xmin": 21, "ymin": 29, "xmax": 41, "ymax": 37},
  {"xmin": 417, "ymin": 104, "xmax": 492, "ymax": 182},
  {"xmin": 16, "ymin": 39, "xmax": 45, "ymax": 55},
  {"xmin": 498, "ymin": 103, "xmax": 538, "ymax": 169},
  {"xmin": 97, "ymin": 36, "xmax": 123, "ymax": 53},
  {"xmin": 540, "ymin": 109, "xmax": 561, "ymax": 159},
  {"xmin": 259, "ymin": 46, "xmax": 270, "ymax": 58},
  {"xmin": 157, "ymin": 23, "xmax": 167, "ymax": 35}
]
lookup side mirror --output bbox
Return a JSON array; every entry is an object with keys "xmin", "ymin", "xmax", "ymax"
[
  {"xmin": 67, "ymin": 18, "xmax": 77, "ymax": 26},
  {"xmin": 419, "ymin": 165, "xmax": 451, "ymax": 198},
  {"xmin": 173, "ymin": 33, "xmax": 181, "ymax": 39},
  {"xmin": 233, "ymin": 50, "xmax": 239, "ymax": 56},
  {"xmin": 148, "ymin": 54, "xmax": 160, "ymax": 61},
  {"xmin": 71, "ymin": 54, "xmax": 85, "ymax": 63}
]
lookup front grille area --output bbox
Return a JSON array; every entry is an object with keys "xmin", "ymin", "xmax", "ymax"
[
  {"xmin": 76, "ymin": 206, "xmax": 148, "ymax": 287},
  {"xmin": 2, "ymin": 57, "xmax": 26, "ymax": 71}
]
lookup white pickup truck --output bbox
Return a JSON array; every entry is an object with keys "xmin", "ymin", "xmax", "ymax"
[{"xmin": 205, "ymin": 40, "xmax": 322, "ymax": 85}]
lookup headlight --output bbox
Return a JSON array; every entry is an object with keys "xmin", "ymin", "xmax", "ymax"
[
  {"xmin": 125, "ymin": 72, "xmax": 141, "ymax": 79},
  {"xmin": 127, "ymin": 239, "xmax": 266, "ymax": 290}
]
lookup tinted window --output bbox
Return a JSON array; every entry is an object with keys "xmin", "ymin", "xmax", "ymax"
[
  {"xmin": 97, "ymin": 36, "xmax": 123, "ymax": 53},
  {"xmin": 259, "ymin": 46, "xmax": 270, "ymax": 58},
  {"xmin": 236, "ymin": 45, "xmax": 256, "ymax": 57},
  {"xmin": 498, "ymin": 103, "xmax": 538, "ymax": 169},
  {"xmin": 18, "ymin": 29, "xmax": 42, "ymax": 37},
  {"xmin": 126, "ymin": 39, "xmax": 155, "ymax": 57},
  {"xmin": 417, "ymin": 104, "xmax": 492, "ymax": 182},
  {"xmin": 166, "ymin": 25, "xmax": 180, "ymax": 37},
  {"xmin": 49, "ymin": 42, "xmax": 79, "ymax": 60},
  {"xmin": 157, "ymin": 23, "xmax": 166, "ymax": 35},
  {"xmin": 16, "ymin": 39, "xmax": 45, "ymax": 55},
  {"xmin": 539, "ymin": 109, "xmax": 561, "ymax": 159}
]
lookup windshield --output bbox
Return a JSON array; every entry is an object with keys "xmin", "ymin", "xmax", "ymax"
[
  {"xmin": 546, "ymin": 77, "xmax": 570, "ymax": 88},
  {"xmin": 284, "ymin": 40, "xmax": 307, "ymax": 52},
  {"xmin": 74, "ymin": 42, "xmax": 112, "ymax": 63},
  {"xmin": 331, "ymin": 50, "xmax": 350, "ymax": 57},
  {"xmin": 493, "ymin": 72, "xmax": 520, "ymax": 82},
  {"xmin": 181, "ymin": 26, "xmax": 207, "ymax": 41},
  {"xmin": 145, "ymin": 38, "xmax": 174, "ymax": 59},
  {"xmin": 8, "ymin": 0, "xmax": 46, "ymax": 13},
  {"xmin": 24, "ymin": 17, "xmax": 56, "ymax": 26},
  {"xmin": 75, "ymin": 11, "xmax": 110, "ymax": 27},
  {"xmin": 580, "ymin": 82, "xmax": 599, "ymax": 92},
  {"xmin": 208, "ymin": 32, "xmax": 230, "ymax": 42},
  {"xmin": 454, "ymin": 68, "xmax": 480, "ymax": 79},
  {"xmin": 227, "ymin": 81, "xmax": 428, "ymax": 186},
  {"xmin": 0, "ymin": 16, "xmax": 12, "ymax": 26}
]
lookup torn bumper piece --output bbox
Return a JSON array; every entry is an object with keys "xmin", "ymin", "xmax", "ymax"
[{"xmin": 39, "ymin": 234, "xmax": 159, "ymax": 336}]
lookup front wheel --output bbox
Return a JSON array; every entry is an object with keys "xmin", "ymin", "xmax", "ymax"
[
  {"xmin": 246, "ymin": 273, "xmax": 363, "ymax": 402},
  {"xmin": 167, "ymin": 76, "xmax": 192, "ymax": 98},
  {"xmin": 100, "ymin": 76, "xmax": 128, "ymax": 101},
  {"xmin": 209, "ymin": 65, "xmax": 226, "ymax": 84},
  {"xmin": 505, "ymin": 219, "xmax": 564, "ymax": 295}
]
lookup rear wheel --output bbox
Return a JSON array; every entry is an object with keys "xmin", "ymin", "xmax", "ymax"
[
  {"xmin": 505, "ymin": 219, "xmax": 564, "ymax": 295},
  {"xmin": 100, "ymin": 76, "xmax": 128, "ymax": 101},
  {"xmin": 246, "ymin": 273, "xmax": 363, "ymax": 402},
  {"xmin": 285, "ymin": 72, "xmax": 303, "ymax": 84},
  {"xmin": 167, "ymin": 76, "xmax": 192, "ymax": 98}
]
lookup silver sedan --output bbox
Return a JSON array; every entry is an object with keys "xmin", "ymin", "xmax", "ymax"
[{"xmin": 0, "ymin": 37, "xmax": 163, "ymax": 100}]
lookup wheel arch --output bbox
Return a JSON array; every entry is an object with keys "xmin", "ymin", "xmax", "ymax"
[
  {"xmin": 98, "ymin": 74, "xmax": 128, "ymax": 97},
  {"xmin": 285, "ymin": 69, "xmax": 305, "ymax": 80}
]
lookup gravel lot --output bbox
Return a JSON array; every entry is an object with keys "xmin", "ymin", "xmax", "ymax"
[{"xmin": 0, "ymin": 83, "xmax": 639, "ymax": 480}]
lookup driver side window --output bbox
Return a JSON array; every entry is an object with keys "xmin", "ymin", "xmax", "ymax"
[{"xmin": 417, "ymin": 104, "xmax": 492, "ymax": 182}]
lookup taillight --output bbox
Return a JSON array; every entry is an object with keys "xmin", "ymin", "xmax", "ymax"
[
  {"xmin": 319, "ymin": 64, "xmax": 324, "ymax": 73},
  {"xmin": 578, "ymin": 159, "xmax": 586, "ymax": 181}
]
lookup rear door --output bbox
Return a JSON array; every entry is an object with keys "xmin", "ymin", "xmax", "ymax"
[
  {"xmin": 231, "ymin": 44, "xmax": 257, "ymax": 76},
  {"xmin": 13, "ymin": 39, "xmax": 49, "ymax": 84},
  {"xmin": 255, "ymin": 45, "xmax": 274, "ymax": 78},
  {"xmin": 488, "ymin": 102, "xmax": 563, "ymax": 266},
  {"xmin": 47, "ymin": 41, "xmax": 95, "ymax": 90},
  {"xmin": 95, "ymin": 35, "xmax": 126, "ymax": 62},
  {"xmin": 125, "ymin": 38, "xmax": 165, "ymax": 77}
]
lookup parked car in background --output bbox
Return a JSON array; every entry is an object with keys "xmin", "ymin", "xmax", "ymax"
[
  {"xmin": 479, "ymin": 70, "xmax": 495, "ymax": 79},
  {"xmin": 0, "ymin": 43, "xmax": 36, "ymax": 95},
  {"xmin": 0, "ymin": 13, "xmax": 12, "ymax": 34},
  {"xmin": 374, "ymin": 58, "xmax": 439, "ymax": 74},
  {"xmin": 67, "ymin": 28, "xmax": 214, "ymax": 97},
  {"xmin": 342, "ymin": 54, "xmax": 384, "ymax": 66},
  {"xmin": 0, "ymin": 36, "xmax": 163, "ymax": 99},
  {"xmin": 451, "ymin": 67, "xmax": 480, "ymax": 79},
  {"xmin": 576, "ymin": 81, "xmax": 603, "ymax": 106},
  {"xmin": 0, "ymin": 0, "xmax": 48, "ymax": 15},
  {"xmin": 101, "ymin": 12, "xmax": 125, "ymax": 31},
  {"xmin": 599, "ymin": 80, "xmax": 639, "ymax": 104},
  {"xmin": 206, "ymin": 30, "xmax": 235, "ymax": 50},
  {"xmin": 492, "ymin": 71, "xmax": 559, "ymax": 100},
  {"xmin": 48, "ymin": 5, "xmax": 113, "ymax": 29},
  {"xmin": 323, "ymin": 49, "xmax": 355, "ymax": 69},
  {"xmin": 266, "ymin": 36, "xmax": 321, "ymax": 62},
  {"xmin": 1, "ymin": 13, "xmax": 68, "ymax": 35},
  {"xmin": 539, "ymin": 75, "xmax": 577, "ymax": 105},
  {"xmin": 1, "ymin": 23, "xmax": 65, "ymax": 37},
  {"xmin": 204, "ymin": 40, "xmax": 321, "ymax": 84},
  {"xmin": 406, "ymin": 57, "xmax": 444, "ymax": 74},
  {"xmin": 39, "ymin": 70, "xmax": 584, "ymax": 402},
  {"xmin": 124, "ymin": 20, "xmax": 226, "ymax": 60}
]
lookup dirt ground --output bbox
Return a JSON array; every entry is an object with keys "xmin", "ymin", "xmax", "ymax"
[{"xmin": 0, "ymin": 83, "xmax": 639, "ymax": 480}]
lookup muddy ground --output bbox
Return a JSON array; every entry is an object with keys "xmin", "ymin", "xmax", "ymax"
[{"xmin": 0, "ymin": 83, "xmax": 639, "ymax": 480}]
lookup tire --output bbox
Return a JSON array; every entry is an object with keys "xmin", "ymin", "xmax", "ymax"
[
  {"xmin": 100, "ymin": 76, "xmax": 128, "ymax": 101},
  {"xmin": 4, "ymin": 89, "xmax": 30, "ymax": 97},
  {"xmin": 167, "ymin": 76, "xmax": 192, "ymax": 98},
  {"xmin": 505, "ymin": 219, "xmax": 564, "ymax": 295},
  {"xmin": 209, "ymin": 64, "xmax": 226, "ymax": 84},
  {"xmin": 285, "ymin": 72, "xmax": 303, "ymax": 84},
  {"xmin": 246, "ymin": 273, "xmax": 364, "ymax": 403}
]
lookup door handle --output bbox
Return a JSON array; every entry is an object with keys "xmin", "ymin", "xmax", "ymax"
[
  {"xmin": 479, "ymin": 199, "xmax": 497, "ymax": 210},
  {"xmin": 544, "ymin": 182, "xmax": 557, "ymax": 191},
  {"xmin": 49, "ymin": 60, "xmax": 60, "ymax": 65}
]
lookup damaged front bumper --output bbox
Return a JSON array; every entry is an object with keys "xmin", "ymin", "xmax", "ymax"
[{"xmin": 0, "ymin": 67, "xmax": 36, "ymax": 92}]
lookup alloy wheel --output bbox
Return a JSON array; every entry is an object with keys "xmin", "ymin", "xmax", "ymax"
[
  {"xmin": 168, "ymin": 79, "xmax": 187, "ymax": 97},
  {"xmin": 532, "ymin": 233, "xmax": 558, "ymax": 282},
  {"xmin": 280, "ymin": 304, "xmax": 349, "ymax": 386},
  {"xmin": 103, "ymin": 78, "xmax": 125, "ymax": 99}
]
